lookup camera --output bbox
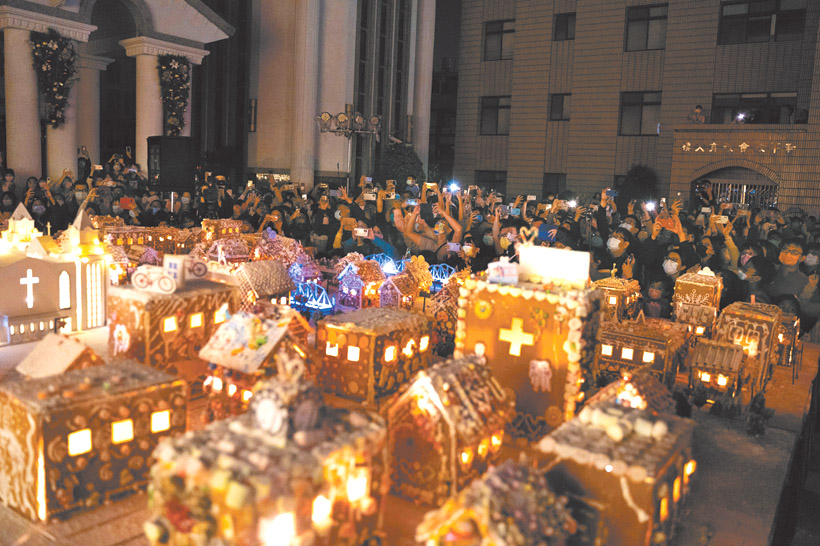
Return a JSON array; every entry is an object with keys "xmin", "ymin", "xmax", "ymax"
[
  {"xmin": 363, "ymin": 193, "xmax": 377, "ymax": 201},
  {"xmin": 606, "ymin": 188, "xmax": 618, "ymax": 198},
  {"xmin": 384, "ymin": 192, "xmax": 396, "ymax": 200}
]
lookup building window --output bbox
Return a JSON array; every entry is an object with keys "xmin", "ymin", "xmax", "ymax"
[
  {"xmin": 480, "ymin": 96, "xmax": 511, "ymax": 135},
  {"xmin": 59, "ymin": 271, "xmax": 70, "ymax": 310},
  {"xmin": 111, "ymin": 419, "xmax": 134, "ymax": 444},
  {"xmin": 189, "ymin": 313, "xmax": 203, "ymax": 328},
  {"xmin": 554, "ymin": 13, "xmax": 576, "ymax": 41},
  {"xmin": 625, "ymin": 4, "xmax": 668, "ymax": 51},
  {"xmin": 163, "ymin": 316, "xmax": 177, "ymax": 333},
  {"xmin": 86, "ymin": 263, "xmax": 103, "ymax": 328},
  {"xmin": 711, "ymin": 92, "xmax": 798, "ymax": 123},
  {"xmin": 475, "ymin": 171, "xmax": 507, "ymax": 195},
  {"xmin": 67, "ymin": 428, "xmax": 92, "ymax": 456},
  {"xmin": 549, "ymin": 94, "xmax": 571, "ymax": 121},
  {"xmin": 718, "ymin": 1, "xmax": 806, "ymax": 44},
  {"xmin": 619, "ymin": 92, "xmax": 661, "ymax": 135},
  {"xmin": 484, "ymin": 20, "xmax": 515, "ymax": 60},
  {"xmin": 543, "ymin": 174, "xmax": 567, "ymax": 198},
  {"xmin": 151, "ymin": 410, "xmax": 171, "ymax": 433}
]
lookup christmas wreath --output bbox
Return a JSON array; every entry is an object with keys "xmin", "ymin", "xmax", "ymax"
[
  {"xmin": 30, "ymin": 28, "xmax": 77, "ymax": 129},
  {"xmin": 158, "ymin": 54, "xmax": 191, "ymax": 136}
]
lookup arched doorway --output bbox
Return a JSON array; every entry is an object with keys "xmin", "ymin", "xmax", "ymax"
[
  {"xmin": 86, "ymin": 0, "xmax": 138, "ymax": 162},
  {"xmin": 690, "ymin": 166, "xmax": 779, "ymax": 208}
]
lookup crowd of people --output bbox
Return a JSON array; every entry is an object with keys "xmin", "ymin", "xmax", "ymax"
[{"xmin": 1, "ymin": 151, "xmax": 818, "ymax": 339}]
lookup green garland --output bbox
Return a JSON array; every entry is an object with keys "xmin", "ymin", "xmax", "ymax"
[
  {"xmin": 158, "ymin": 54, "xmax": 191, "ymax": 136},
  {"xmin": 30, "ymin": 28, "xmax": 77, "ymax": 129}
]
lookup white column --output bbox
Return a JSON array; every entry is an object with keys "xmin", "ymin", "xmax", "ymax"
[
  {"xmin": 75, "ymin": 55, "xmax": 113, "ymax": 165},
  {"xmin": 412, "ymin": 0, "xmax": 436, "ymax": 173},
  {"xmin": 120, "ymin": 37, "xmax": 208, "ymax": 171},
  {"xmin": 291, "ymin": 0, "xmax": 319, "ymax": 189},
  {"xmin": 3, "ymin": 27, "xmax": 42, "ymax": 180},
  {"xmin": 46, "ymin": 80, "xmax": 80, "ymax": 180},
  {"xmin": 0, "ymin": 6, "xmax": 96, "ymax": 181}
]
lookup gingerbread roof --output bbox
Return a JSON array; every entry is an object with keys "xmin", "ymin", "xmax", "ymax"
[
  {"xmin": 675, "ymin": 270, "xmax": 724, "ymax": 287},
  {"xmin": 416, "ymin": 460, "xmax": 576, "ymax": 545},
  {"xmin": 235, "ymin": 260, "xmax": 295, "ymax": 296},
  {"xmin": 198, "ymin": 311, "xmax": 291, "ymax": 373},
  {"xmin": 1, "ymin": 360, "xmax": 181, "ymax": 413},
  {"xmin": 688, "ymin": 339, "xmax": 745, "ymax": 374},
  {"xmin": 391, "ymin": 355, "xmax": 514, "ymax": 445},
  {"xmin": 207, "ymin": 237, "xmax": 249, "ymax": 260},
  {"xmin": 382, "ymin": 273, "xmax": 418, "ymax": 297},
  {"xmin": 594, "ymin": 277, "xmax": 641, "ymax": 292},
  {"xmin": 321, "ymin": 307, "xmax": 427, "ymax": 336},
  {"xmin": 339, "ymin": 259, "xmax": 386, "ymax": 284},
  {"xmin": 538, "ymin": 403, "xmax": 695, "ymax": 482},
  {"xmin": 15, "ymin": 333, "xmax": 105, "ymax": 379},
  {"xmin": 597, "ymin": 315, "xmax": 687, "ymax": 354},
  {"xmin": 719, "ymin": 301, "xmax": 783, "ymax": 321},
  {"xmin": 585, "ymin": 370, "xmax": 676, "ymax": 415}
]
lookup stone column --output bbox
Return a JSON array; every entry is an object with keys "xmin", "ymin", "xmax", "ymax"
[
  {"xmin": 412, "ymin": 0, "xmax": 436, "ymax": 174},
  {"xmin": 45, "ymin": 80, "xmax": 80, "ymax": 180},
  {"xmin": 75, "ymin": 55, "xmax": 113, "ymax": 165},
  {"xmin": 3, "ymin": 27, "xmax": 41, "ymax": 180},
  {"xmin": 120, "ymin": 37, "xmax": 208, "ymax": 171},
  {"xmin": 291, "ymin": 0, "xmax": 320, "ymax": 189},
  {"xmin": 0, "ymin": 6, "xmax": 95, "ymax": 181}
]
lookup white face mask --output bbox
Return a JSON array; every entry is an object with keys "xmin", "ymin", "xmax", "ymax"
[
  {"xmin": 805, "ymin": 254, "xmax": 819, "ymax": 267},
  {"xmin": 180, "ymin": 197, "xmax": 190, "ymax": 205},
  {"xmin": 607, "ymin": 237, "xmax": 621, "ymax": 251},
  {"xmin": 663, "ymin": 259, "xmax": 679, "ymax": 275},
  {"xmin": 737, "ymin": 270, "xmax": 748, "ymax": 281},
  {"xmin": 619, "ymin": 222, "xmax": 635, "ymax": 232}
]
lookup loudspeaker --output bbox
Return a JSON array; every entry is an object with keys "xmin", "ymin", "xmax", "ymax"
[{"xmin": 147, "ymin": 136, "xmax": 197, "ymax": 192}]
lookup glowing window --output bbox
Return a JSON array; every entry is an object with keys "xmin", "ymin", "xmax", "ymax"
[
  {"xmin": 695, "ymin": 326, "xmax": 705, "ymax": 335},
  {"xmin": 20, "ymin": 324, "xmax": 26, "ymax": 334},
  {"xmin": 608, "ymin": 296, "xmax": 617, "ymax": 305},
  {"xmin": 601, "ymin": 344, "xmax": 613, "ymax": 356},
  {"xmin": 190, "ymin": 313, "xmax": 203, "ymax": 328},
  {"xmin": 420, "ymin": 336, "xmax": 430, "ymax": 351},
  {"xmin": 9, "ymin": 325, "xmax": 14, "ymax": 336},
  {"xmin": 621, "ymin": 347, "xmax": 634, "ymax": 360},
  {"xmin": 700, "ymin": 372, "xmax": 711, "ymax": 383},
  {"xmin": 39, "ymin": 321, "xmax": 44, "ymax": 331},
  {"xmin": 163, "ymin": 316, "xmax": 177, "ymax": 332},
  {"xmin": 67, "ymin": 429, "xmax": 92, "ymax": 456},
  {"xmin": 326, "ymin": 342, "xmax": 339, "ymax": 357},
  {"xmin": 385, "ymin": 346, "xmax": 396, "ymax": 362},
  {"xmin": 211, "ymin": 377, "xmax": 223, "ymax": 392},
  {"xmin": 684, "ymin": 459, "xmax": 696, "ymax": 483},
  {"xmin": 227, "ymin": 384, "xmax": 237, "ymax": 397},
  {"xmin": 642, "ymin": 351, "xmax": 655, "ymax": 363},
  {"xmin": 673, "ymin": 477, "xmax": 681, "ymax": 503},
  {"xmin": 214, "ymin": 304, "xmax": 228, "ymax": 324},
  {"xmin": 242, "ymin": 390, "xmax": 253, "ymax": 402},
  {"xmin": 717, "ymin": 375, "xmax": 728, "ymax": 387},
  {"xmin": 111, "ymin": 419, "xmax": 134, "ymax": 444},
  {"xmin": 151, "ymin": 410, "xmax": 171, "ymax": 433},
  {"xmin": 659, "ymin": 497, "xmax": 669, "ymax": 521},
  {"xmin": 347, "ymin": 346, "xmax": 360, "ymax": 361},
  {"xmin": 59, "ymin": 271, "xmax": 71, "ymax": 309}
]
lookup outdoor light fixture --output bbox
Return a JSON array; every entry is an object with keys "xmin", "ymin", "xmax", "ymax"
[
  {"xmin": 317, "ymin": 111, "xmax": 333, "ymax": 131},
  {"xmin": 368, "ymin": 115, "xmax": 382, "ymax": 132},
  {"xmin": 316, "ymin": 103, "xmax": 383, "ymax": 191},
  {"xmin": 335, "ymin": 111, "xmax": 350, "ymax": 131},
  {"xmin": 353, "ymin": 112, "xmax": 367, "ymax": 130}
]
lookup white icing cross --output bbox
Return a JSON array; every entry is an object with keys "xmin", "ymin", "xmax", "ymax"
[
  {"xmin": 20, "ymin": 268, "xmax": 39, "ymax": 309},
  {"xmin": 499, "ymin": 317, "xmax": 535, "ymax": 357}
]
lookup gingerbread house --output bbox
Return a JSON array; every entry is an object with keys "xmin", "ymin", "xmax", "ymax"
[
  {"xmin": 233, "ymin": 260, "xmax": 296, "ymax": 310},
  {"xmin": 316, "ymin": 307, "xmax": 431, "ymax": 408},
  {"xmin": 0, "ymin": 206, "xmax": 109, "ymax": 345},
  {"xmin": 0, "ymin": 353, "xmax": 186, "ymax": 521},
  {"xmin": 713, "ymin": 301, "xmax": 783, "ymax": 396},
  {"xmin": 687, "ymin": 339, "xmax": 746, "ymax": 404},
  {"xmin": 593, "ymin": 314, "xmax": 689, "ymax": 389},
  {"xmin": 379, "ymin": 273, "xmax": 419, "ymax": 310},
  {"xmin": 207, "ymin": 237, "xmax": 250, "ymax": 266},
  {"xmin": 455, "ymin": 245, "xmax": 601, "ymax": 440},
  {"xmin": 585, "ymin": 369, "xmax": 677, "ymax": 416},
  {"xmin": 386, "ymin": 355, "xmax": 514, "ymax": 506},
  {"xmin": 145, "ymin": 376, "xmax": 386, "ymax": 546},
  {"xmin": 594, "ymin": 275, "xmax": 642, "ymax": 322},
  {"xmin": 416, "ymin": 460, "xmax": 600, "ymax": 546},
  {"xmin": 107, "ymin": 279, "xmax": 240, "ymax": 392},
  {"xmin": 198, "ymin": 308, "xmax": 315, "ymax": 421},
  {"xmin": 336, "ymin": 259, "xmax": 385, "ymax": 310},
  {"xmin": 537, "ymin": 402, "xmax": 696, "ymax": 546},
  {"xmin": 673, "ymin": 271, "xmax": 723, "ymax": 340},
  {"xmin": 201, "ymin": 218, "xmax": 243, "ymax": 242},
  {"xmin": 429, "ymin": 269, "xmax": 470, "ymax": 358},
  {"xmin": 252, "ymin": 230, "xmax": 321, "ymax": 283}
]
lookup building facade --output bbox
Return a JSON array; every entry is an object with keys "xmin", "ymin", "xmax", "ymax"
[
  {"xmin": 454, "ymin": 0, "xmax": 820, "ymax": 210},
  {"xmin": 246, "ymin": 0, "xmax": 436, "ymax": 187}
]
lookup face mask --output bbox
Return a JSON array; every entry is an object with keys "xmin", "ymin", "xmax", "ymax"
[
  {"xmin": 805, "ymin": 254, "xmax": 819, "ymax": 267},
  {"xmin": 32, "ymin": 205, "xmax": 45, "ymax": 214},
  {"xmin": 737, "ymin": 270, "xmax": 748, "ymax": 281},
  {"xmin": 779, "ymin": 251, "xmax": 800, "ymax": 266},
  {"xmin": 648, "ymin": 288, "xmax": 662, "ymax": 300},
  {"xmin": 151, "ymin": 207, "xmax": 160, "ymax": 214},
  {"xmin": 181, "ymin": 197, "xmax": 190, "ymax": 205},
  {"xmin": 663, "ymin": 259, "xmax": 679, "ymax": 275},
  {"xmin": 740, "ymin": 254, "xmax": 752, "ymax": 266},
  {"xmin": 590, "ymin": 236, "xmax": 603, "ymax": 248},
  {"xmin": 499, "ymin": 237, "xmax": 511, "ymax": 250},
  {"xmin": 607, "ymin": 237, "xmax": 621, "ymax": 251},
  {"xmin": 483, "ymin": 234, "xmax": 494, "ymax": 246},
  {"xmin": 334, "ymin": 210, "xmax": 342, "ymax": 221},
  {"xmin": 619, "ymin": 222, "xmax": 635, "ymax": 232},
  {"xmin": 112, "ymin": 205, "xmax": 121, "ymax": 213},
  {"xmin": 75, "ymin": 192, "xmax": 87, "ymax": 201}
]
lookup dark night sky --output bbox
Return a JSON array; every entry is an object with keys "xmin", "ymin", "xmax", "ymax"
[{"xmin": 433, "ymin": 0, "xmax": 462, "ymax": 71}]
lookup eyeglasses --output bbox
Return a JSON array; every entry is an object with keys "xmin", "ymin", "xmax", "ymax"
[{"xmin": 782, "ymin": 248, "xmax": 802, "ymax": 255}]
